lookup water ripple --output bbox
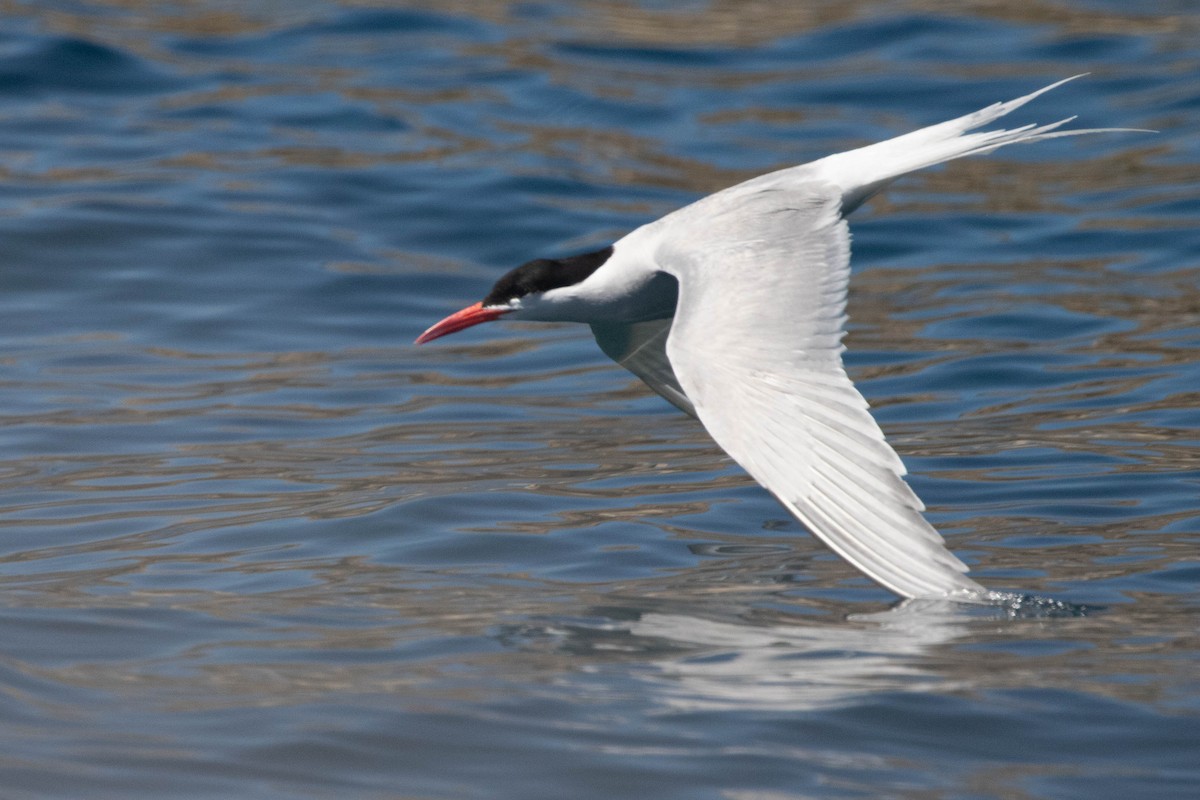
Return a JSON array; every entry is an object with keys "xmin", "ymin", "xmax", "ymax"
[{"xmin": 0, "ymin": 2, "xmax": 1197, "ymax": 799}]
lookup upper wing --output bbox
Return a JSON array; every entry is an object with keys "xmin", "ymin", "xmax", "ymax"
[
  {"xmin": 655, "ymin": 182, "xmax": 984, "ymax": 600},
  {"xmin": 591, "ymin": 318, "xmax": 695, "ymax": 417}
]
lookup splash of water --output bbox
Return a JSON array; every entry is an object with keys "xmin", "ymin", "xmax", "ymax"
[{"xmin": 982, "ymin": 591, "xmax": 1099, "ymax": 618}]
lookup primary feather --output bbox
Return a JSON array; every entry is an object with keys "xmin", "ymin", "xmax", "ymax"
[{"xmin": 593, "ymin": 77, "xmax": 1135, "ymax": 600}]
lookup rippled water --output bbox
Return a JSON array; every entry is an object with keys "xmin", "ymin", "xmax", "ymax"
[{"xmin": 1, "ymin": 2, "xmax": 1198, "ymax": 798}]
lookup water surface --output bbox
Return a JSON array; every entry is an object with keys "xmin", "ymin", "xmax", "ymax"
[{"xmin": 1, "ymin": 2, "xmax": 1198, "ymax": 798}]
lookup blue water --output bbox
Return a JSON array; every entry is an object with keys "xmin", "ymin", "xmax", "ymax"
[{"xmin": 1, "ymin": 3, "xmax": 1198, "ymax": 798}]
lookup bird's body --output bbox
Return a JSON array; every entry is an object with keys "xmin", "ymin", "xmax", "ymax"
[{"xmin": 417, "ymin": 77, "xmax": 1136, "ymax": 602}]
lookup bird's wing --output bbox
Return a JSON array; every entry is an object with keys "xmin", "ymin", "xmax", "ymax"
[
  {"xmin": 591, "ymin": 318, "xmax": 696, "ymax": 417},
  {"xmin": 655, "ymin": 182, "xmax": 984, "ymax": 600}
]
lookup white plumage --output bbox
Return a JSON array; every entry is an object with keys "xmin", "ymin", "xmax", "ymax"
[{"xmin": 418, "ymin": 77, "xmax": 1139, "ymax": 601}]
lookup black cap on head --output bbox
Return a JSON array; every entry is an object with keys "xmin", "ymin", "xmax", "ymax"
[{"xmin": 483, "ymin": 245, "xmax": 613, "ymax": 307}]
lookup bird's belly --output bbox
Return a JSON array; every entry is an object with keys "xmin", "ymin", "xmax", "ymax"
[{"xmin": 605, "ymin": 270, "xmax": 678, "ymax": 323}]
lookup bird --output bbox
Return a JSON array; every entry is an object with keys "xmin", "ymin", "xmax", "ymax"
[{"xmin": 416, "ymin": 76, "xmax": 1137, "ymax": 602}]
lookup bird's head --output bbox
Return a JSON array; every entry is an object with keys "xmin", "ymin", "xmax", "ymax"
[{"xmin": 415, "ymin": 246, "xmax": 614, "ymax": 344}]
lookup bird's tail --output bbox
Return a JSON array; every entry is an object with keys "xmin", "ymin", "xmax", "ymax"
[{"xmin": 806, "ymin": 75, "xmax": 1143, "ymax": 214}]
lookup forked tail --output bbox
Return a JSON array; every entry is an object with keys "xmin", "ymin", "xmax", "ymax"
[{"xmin": 806, "ymin": 75, "xmax": 1145, "ymax": 214}]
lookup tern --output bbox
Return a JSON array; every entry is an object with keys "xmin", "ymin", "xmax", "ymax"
[{"xmin": 417, "ymin": 77, "xmax": 1135, "ymax": 602}]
